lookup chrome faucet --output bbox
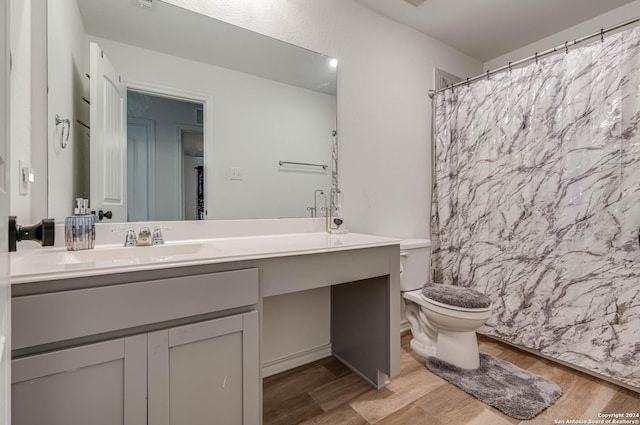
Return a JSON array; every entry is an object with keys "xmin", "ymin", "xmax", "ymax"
[
  {"xmin": 137, "ymin": 227, "xmax": 152, "ymax": 246},
  {"xmin": 114, "ymin": 225, "xmax": 168, "ymax": 246}
]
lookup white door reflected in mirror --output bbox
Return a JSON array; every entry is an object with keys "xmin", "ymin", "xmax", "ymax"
[{"xmin": 90, "ymin": 42, "xmax": 126, "ymax": 221}]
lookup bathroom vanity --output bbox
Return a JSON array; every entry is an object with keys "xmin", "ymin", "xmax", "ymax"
[{"xmin": 10, "ymin": 232, "xmax": 400, "ymax": 425}]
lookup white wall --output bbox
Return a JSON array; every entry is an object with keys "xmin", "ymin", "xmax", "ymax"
[
  {"xmin": 9, "ymin": 0, "xmax": 47, "ymax": 224},
  {"xmin": 484, "ymin": 1, "xmax": 640, "ymax": 70},
  {"xmin": 262, "ymin": 288, "xmax": 331, "ymax": 367},
  {"xmin": 0, "ymin": 1, "xmax": 10, "ymax": 421},
  {"xmin": 47, "ymin": 0, "xmax": 89, "ymax": 222},
  {"xmin": 89, "ymin": 36, "xmax": 336, "ymax": 221},
  {"xmin": 30, "ymin": 0, "xmax": 46, "ymax": 223},
  {"xmin": 9, "ymin": 0, "xmax": 31, "ymax": 222},
  {"xmin": 164, "ymin": 0, "xmax": 483, "ymax": 239}
]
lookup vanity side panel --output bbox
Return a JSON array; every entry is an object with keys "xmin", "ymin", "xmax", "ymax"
[
  {"xmin": 331, "ymin": 275, "xmax": 390, "ymax": 388},
  {"xmin": 388, "ymin": 244, "xmax": 400, "ymax": 377},
  {"xmin": 12, "ymin": 268, "xmax": 258, "ymax": 350}
]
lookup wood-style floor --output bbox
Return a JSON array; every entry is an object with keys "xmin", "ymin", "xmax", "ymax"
[{"xmin": 263, "ymin": 332, "xmax": 639, "ymax": 425}]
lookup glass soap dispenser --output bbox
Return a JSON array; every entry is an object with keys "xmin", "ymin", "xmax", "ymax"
[
  {"xmin": 65, "ymin": 198, "xmax": 96, "ymax": 250},
  {"xmin": 329, "ymin": 188, "xmax": 348, "ymax": 234}
]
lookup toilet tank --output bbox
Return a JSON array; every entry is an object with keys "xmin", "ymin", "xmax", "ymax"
[{"xmin": 400, "ymin": 239, "xmax": 432, "ymax": 292}]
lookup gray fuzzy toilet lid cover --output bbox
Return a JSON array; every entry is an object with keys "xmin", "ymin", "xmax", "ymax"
[{"xmin": 422, "ymin": 283, "xmax": 491, "ymax": 309}]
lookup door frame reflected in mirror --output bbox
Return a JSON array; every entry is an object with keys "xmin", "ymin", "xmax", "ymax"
[
  {"xmin": 125, "ymin": 80, "xmax": 212, "ymax": 222},
  {"xmin": 176, "ymin": 123, "xmax": 205, "ymax": 221}
]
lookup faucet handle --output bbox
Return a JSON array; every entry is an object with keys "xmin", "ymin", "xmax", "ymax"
[
  {"xmin": 152, "ymin": 226, "xmax": 165, "ymax": 245},
  {"xmin": 111, "ymin": 228, "xmax": 137, "ymax": 246},
  {"xmin": 152, "ymin": 226, "xmax": 173, "ymax": 245}
]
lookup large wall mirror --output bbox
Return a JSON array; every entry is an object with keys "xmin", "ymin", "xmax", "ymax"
[{"xmin": 47, "ymin": 0, "xmax": 337, "ymax": 223}]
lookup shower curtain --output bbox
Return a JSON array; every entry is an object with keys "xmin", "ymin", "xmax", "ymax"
[{"xmin": 432, "ymin": 26, "xmax": 640, "ymax": 389}]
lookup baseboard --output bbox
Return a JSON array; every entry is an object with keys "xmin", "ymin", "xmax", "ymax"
[{"xmin": 262, "ymin": 343, "xmax": 332, "ymax": 378}]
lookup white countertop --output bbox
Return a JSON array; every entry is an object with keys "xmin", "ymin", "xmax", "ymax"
[{"xmin": 11, "ymin": 232, "xmax": 401, "ymax": 284}]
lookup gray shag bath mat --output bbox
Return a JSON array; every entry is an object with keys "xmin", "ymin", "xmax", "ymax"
[{"xmin": 426, "ymin": 353, "xmax": 562, "ymax": 420}]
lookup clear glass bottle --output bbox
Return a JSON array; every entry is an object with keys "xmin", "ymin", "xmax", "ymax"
[
  {"xmin": 65, "ymin": 198, "xmax": 96, "ymax": 250},
  {"xmin": 330, "ymin": 188, "xmax": 348, "ymax": 234}
]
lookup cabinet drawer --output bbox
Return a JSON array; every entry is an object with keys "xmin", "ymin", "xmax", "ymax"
[{"xmin": 12, "ymin": 268, "xmax": 258, "ymax": 350}]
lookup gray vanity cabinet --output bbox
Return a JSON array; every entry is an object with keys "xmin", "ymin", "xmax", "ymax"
[
  {"xmin": 11, "ymin": 268, "xmax": 260, "ymax": 425},
  {"xmin": 12, "ymin": 312, "xmax": 258, "ymax": 425},
  {"xmin": 12, "ymin": 335, "xmax": 147, "ymax": 425}
]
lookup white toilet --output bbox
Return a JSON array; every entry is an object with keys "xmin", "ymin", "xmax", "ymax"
[{"xmin": 400, "ymin": 239, "xmax": 492, "ymax": 369}]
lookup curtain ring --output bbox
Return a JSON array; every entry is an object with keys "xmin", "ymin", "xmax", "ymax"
[
  {"xmin": 600, "ymin": 28, "xmax": 604, "ymax": 42},
  {"xmin": 486, "ymin": 70, "xmax": 490, "ymax": 80},
  {"xmin": 565, "ymin": 41, "xmax": 569, "ymax": 54},
  {"xmin": 535, "ymin": 52, "xmax": 538, "ymax": 64},
  {"xmin": 508, "ymin": 62, "xmax": 512, "ymax": 72},
  {"xmin": 466, "ymin": 77, "xmax": 470, "ymax": 86}
]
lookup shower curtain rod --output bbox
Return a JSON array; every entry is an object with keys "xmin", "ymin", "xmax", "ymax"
[{"xmin": 428, "ymin": 16, "xmax": 640, "ymax": 97}]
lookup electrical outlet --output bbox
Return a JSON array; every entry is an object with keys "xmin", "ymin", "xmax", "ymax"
[{"xmin": 228, "ymin": 167, "xmax": 243, "ymax": 181}]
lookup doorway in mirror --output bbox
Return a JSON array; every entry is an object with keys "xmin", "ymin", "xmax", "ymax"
[
  {"xmin": 180, "ymin": 127, "xmax": 205, "ymax": 220},
  {"xmin": 127, "ymin": 90, "xmax": 204, "ymax": 222}
]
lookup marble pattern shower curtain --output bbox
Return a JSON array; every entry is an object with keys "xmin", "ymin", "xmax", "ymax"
[{"xmin": 432, "ymin": 26, "xmax": 640, "ymax": 389}]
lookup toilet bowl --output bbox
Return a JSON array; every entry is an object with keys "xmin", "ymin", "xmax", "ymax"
[{"xmin": 400, "ymin": 239, "xmax": 492, "ymax": 369}]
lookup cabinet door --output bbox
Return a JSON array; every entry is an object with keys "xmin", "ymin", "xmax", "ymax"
[
  {"xmin": 148, "ymin": 311, "xmax": 259, "ymax": 425},
  {"xmin": 12, "ymin": 335, "xmax": 147, "ymax": 425}
]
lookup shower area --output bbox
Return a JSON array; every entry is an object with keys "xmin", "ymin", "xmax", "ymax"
[{"xmin": 431, "ymin": 25, "xmax": 640, "ymax": 389}]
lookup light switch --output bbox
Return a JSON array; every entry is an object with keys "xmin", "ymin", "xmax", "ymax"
[{"xmin": 19, "ymin": 160, "xmax": 34, "ymax": 195}]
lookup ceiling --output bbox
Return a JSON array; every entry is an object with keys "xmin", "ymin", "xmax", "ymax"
[
  {"xmin": 355, "ymin": 0, "xmax": 639, "ymax": 62},
  {"xmin": 77, "ymin": 0, "xmax": 337, "ymax": 95}
]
